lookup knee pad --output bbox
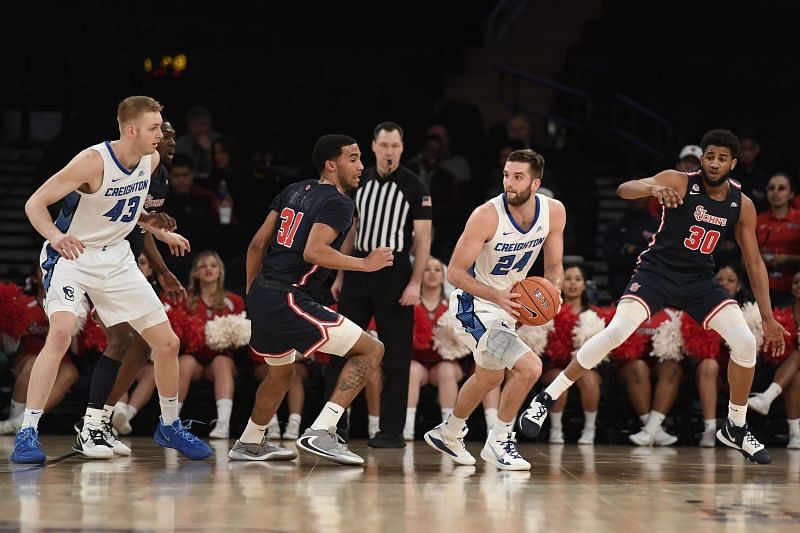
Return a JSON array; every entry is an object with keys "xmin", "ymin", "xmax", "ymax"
[
  {"xmin": 576, "ymin": 299, "xmax": 647, "ymax": 369},
  {"xmin": 708, "ymin": 305, "xmax": 756, "ymax": 368}
]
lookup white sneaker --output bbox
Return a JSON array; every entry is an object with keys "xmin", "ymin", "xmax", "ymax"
[
  {"xmin": 0, "ymin": 413, "xmax": 23, "ymax": 435},
  {"xmin": 209, "ymin": 420, "xmax": 230, "ymax": 439},
  {"xmin": 423, "ymin": 422, "xmax": 476, "ymax": 466},
  {"xmin": 111, "ymin": 405, "xmax": 133, "ymax": 436},
  {"xmin": 747, "ymin": 393, "xmax": 771, "ymax": 416},
  {"xmin": 282, "ymin": 419, "xmax": 300, "ymax": 441},
  {"xmin": 787, "ymin": 434, "xmax": 800, "ymax": 450},
  {"xmin": 73, "ymin": 422, "xmax": 114, "ymax": 459},
  {"xmin": 101, "ymin": 419, "xmax": 131, "ymax": 456},
  {"xmin": 480, "ymin": 430, "xmax": 531, "ymax": 471},
  {"xmin": 548, "ymin": 427, "xmax": 564, "ymax": 444},
  {"xmin": 699, "ymin": 429, "xmax": 716, "ymax": 447},
  {"xmin": 266, "ymin": 422, "xmax": 281, "ymax": 440},
  {"xmin": 629, "ymin": 429, "xmax": 654, "ymax": 446},
  {"xmin": 578, "ymin": 427, "xmax": 595, "ymax": 445},
  {"xmin": 653, "ymin": 427, "xmax": 678, "ymax": 446}
]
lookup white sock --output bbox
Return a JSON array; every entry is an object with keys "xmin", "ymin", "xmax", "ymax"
[
  {"xmin": 704, "ymin": 419, "xmax": 716, "ymax": 432},
  {"xmin": 127, "ymin": 404, "xmax": 138, "ymax": 418},
  {"xmin": 761, "ymin": 382, "xmax": 783, "ymax": 403},
  {"xmin": 85, "ymin": 407, "xmax": 104, "ymax": 428},
  {"xmin": 102, "ymin": 404, "xmax": 114, "ymax": 422},
  {"xmin": 177, "ymin": 402, "xmax": 183, "ymax": 415},
  {"xmin": 268, "ymin": 414, "xmax": 279, "ymax": 427},
  {"xmin": 550, "ymin": 411, "xmax": 564, "ymax": 431},
  {"xmin": 368, "ymin": 415, "xmax": 380, "ymax": 438},
  {"xmin": 639, "ymin": 413, "xmax": 649, "ymax": 426},
  {"xmin": 406, "ymin": 407, "xmax": 416, "ymax": 426},
  {"xmin": 216, "ymin": 399, "xmax": 233, "ymax": 425},
  {"xmin": 10, "ymin": 399, "xmax": 25, "ymax": 419},
  {"xmin": 21, "ymin": 408, "xmax": 43, "ymax": 430},
  {"xmin": 544, "ymin": 373, "xmax": 574, "ymax": 402},
  {"xmin": 288, "ymin": 413, "xmax": 301, "ymax": 426},
  {"xmin": 440, "ymin": 407, "xmax": 453, "ymax": 422},
  {"xmin": 788, "ymin": 418, "xmax": 800, "ymax": 436},
  {"xmin": 311, "ymin": 402, "xmax": 345, "ymax": 430},
  {"xmin": 643, "ymin": 410, "xmax": 665, "ymax": 435},
  {"xmin": 445, "ymin": 413, "xmax": 466, "ymax": 435},
  {"xmin": 492, "ymin": 418, "xmax": 514, "ymax": 436},
  {"xmin": 583, "ymin": 411, "xmax": 597, "ymax": 430},
  {"xmin": 159, "ymin": 395, "xmax": 179, "ymax": 425},
  {"xmin": 240, "ymin": 418, "xmax": 267, "ymax": 444},
  {"xmin": 484, "ymin": 407, "xmax": 498, "ymax": 429},
  {"xmin": 728, "ymin": 402, "xmax": 747, "ymax": 427}
]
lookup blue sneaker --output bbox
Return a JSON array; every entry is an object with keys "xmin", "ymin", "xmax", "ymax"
[
  {"xmin": 10, "ymin": 427, "xmax": 46, "ymax": 464},
  {"xmin": 154, "ymin": 417, "xmax": 213, "ymax": 460}
]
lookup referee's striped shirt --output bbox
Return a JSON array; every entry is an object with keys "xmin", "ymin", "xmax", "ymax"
[{"xmin": 353, "ymin": 166, "xmax": 432, "ymax": 253}]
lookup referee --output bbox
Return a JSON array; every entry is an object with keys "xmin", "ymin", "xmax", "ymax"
[{"xmin": 330, "ymin": 121, "xmax": 432, "ymax": 447}]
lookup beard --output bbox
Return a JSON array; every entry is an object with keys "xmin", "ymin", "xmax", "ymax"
[
  {"xmin": 701, "ymin": 170, "xmax": 728, "ymax": 187},
  {"xmin": 505, "ymin": 187, "xmax": 532, "ymax": 206}
]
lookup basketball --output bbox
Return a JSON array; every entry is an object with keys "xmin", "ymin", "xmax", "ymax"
[{"xmin": 512, "ymin": 276, "xmax": 560, "ymax": 326}]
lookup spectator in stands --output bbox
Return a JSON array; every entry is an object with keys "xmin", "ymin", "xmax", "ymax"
[
  {"xmin": 730, "ymin": 127, "xmax": 770, "ymax": 212},
  {"xmin": 676, "ymin": 144, "xmax": 702, "ymax": 172},
  {"xmin": 486, "ymin": 138, "xmax": 555, "ymax": 200},
  {"xmin": 506, "ymin": 113, "xmax": 534, "ymax": 149},
  {"xmin": 602, "ymin": 195, "xmax": 659, "ymax": 300},
  {"xmin": 173, "ymin": 251, "xmax": 245, "ymax": 439},
  {"xmin": 748, "ymin": 270, "xmax": 800, "ymax": 448},
  {"xmin": 210, "ymin": 137, "xmax": 251, "ymax": 225},
  {"xmin": 0, "ymin": 268, "xmax": 79, "ymax": 434},
  {"xmin": 420, "ymin": 123, "xmax": 471, "ymax": 184},
  {"xmin": 175, "ymin": 106, "xmax": 221, "ymax": 183},
  {"xmin": 165, "ymin": 154, "xmax": 221, "ymax": 225},
  {"xmin": 756, "ymin": 173, "xmax": 800, "ymax": 308}
]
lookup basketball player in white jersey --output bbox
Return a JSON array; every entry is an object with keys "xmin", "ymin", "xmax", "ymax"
[
  {"xmin": 11, "ymin": 96, "xmax": 212, "ymax": 464},
  {"xmin": 424, "ymin": 149, "xmax": 566, "ymax": 470}
]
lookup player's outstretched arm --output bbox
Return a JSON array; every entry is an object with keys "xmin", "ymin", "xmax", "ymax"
[
  {"xmin": 736, "ymin": 194, "xmax": 790, "ymax": 358},
  {"xmin": 447, "ymin": 204, "xmax": 520, "ymax": 318},
  {"xmin": 305, "ymin": 223, "xmax": 393, "ymax": 273},
  {"xmin": 542, "ymin": 198, "xmax": 566, "ymax": 299},
  {"xmin": 142, "ymin": 232, "xmax": 187, "ymax": 301},
  {"xmin": 246, "ymin": 210, "xmax": 279, "ymax": 293},
  {"xmin": 617, "ymin": 170, "xmax": 688, "ymax": 208}
]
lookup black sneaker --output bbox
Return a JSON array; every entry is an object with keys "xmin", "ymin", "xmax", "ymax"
[
  {"xmin": 716, "ymin": 419, "xmax": 772, "ymax": 464},
  {"xmin": 368, "ymin": 431, "xmax": 406, "ymax": 448},
  {"xmin": 517, "ymin": 392, "xmax": 555, "ymax": 438}
]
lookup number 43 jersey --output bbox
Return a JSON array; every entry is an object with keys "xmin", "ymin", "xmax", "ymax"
[
  {"xmin": 54, "ymin": 142, "xmax": 151, "ymax": 248},
  {"xmin": 471, "ymin": 193, "xmax": 551, "ymax": 293},
  {"xmin": 261, "ymin": 179, "xmax": 354, "ymax": 289}
]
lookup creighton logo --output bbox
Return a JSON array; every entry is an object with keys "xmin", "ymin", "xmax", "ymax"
[{"xmin": 63, "ymin": 286, "xmax": 75, "ymax": 301}]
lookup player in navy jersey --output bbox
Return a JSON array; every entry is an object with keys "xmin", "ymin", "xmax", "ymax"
[
  {"xmin": 228, "ymin": 134, "xmax": 392, "ymax": 465},
  {"xmin": 519, "ymin": 129, "xmax": 789, "ymax": 464}
]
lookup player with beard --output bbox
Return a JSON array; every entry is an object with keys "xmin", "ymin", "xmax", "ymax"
[
  {"xmin": 518, "ymin": 129, "xmax": 789, "ymax": 464},
  {"xmin": 424, "ymin": 148, "xmax": 566, "ymax": 470},
  {"xmin": 228, "ymin": 134, "xmax": 393, "ymax": 465}
]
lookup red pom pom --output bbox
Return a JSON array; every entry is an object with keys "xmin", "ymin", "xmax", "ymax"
[
  {"xmin": 546, "ymin": 306, "xmax": 579, "ymax": 365},
  {"xmin": 594, "ymin": 306, "xmax": 647, "ymax": 361},
  {"xmin": 762, "ymin": 307, "xmax": 797, "ymax": 364},
  {"xmin": 166, "ymin": 305, "xmax": 206, "ymax": 354},
  {"xmin": 413, "ymin": 305, "xmax": 434, "ymax": 351},
  {"xmin": 680, "ymin": 313, "xmax": 721, "ymax": 359},
  {"xmin": 80, "ymin": 319, "xmax": 108, "ymax": 353},
  {"xmin": 0, "ymin": 283, "xmax": 31, "ymax": 338}
]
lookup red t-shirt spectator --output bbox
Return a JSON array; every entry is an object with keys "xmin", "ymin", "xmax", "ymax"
[{"xmin": 756, "ymin": 207, "xmax": 800, "ymax": 293}]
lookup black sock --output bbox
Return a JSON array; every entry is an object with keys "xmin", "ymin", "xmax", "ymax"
[{"xmin": 87, "ymin": 355, "xmax": 122, "ymax": 410}]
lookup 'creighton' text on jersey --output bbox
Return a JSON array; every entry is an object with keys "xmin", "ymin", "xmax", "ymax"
[
  {"xmin": 53, "ymin": 142, "xmax": 151, "ymax": 248},
  {"xmin": 471, "ymin": 193, "xmax": 551, "ymax": 292},
  {"xmin": 637, "ymin": 172, "xmax": 742, "ymax": 273},
  {"xmin": 261, "ymin": 179, "xmax": 354, "ymax": 289}
]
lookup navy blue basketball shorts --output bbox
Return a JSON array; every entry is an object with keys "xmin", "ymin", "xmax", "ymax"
[
  {"xmin": 248, "ymin": 285, "xmax": 362, "ymax": 366},
  {"xmin": 620, "ymin": 266, "xmax": 737, "ymax": 329}
]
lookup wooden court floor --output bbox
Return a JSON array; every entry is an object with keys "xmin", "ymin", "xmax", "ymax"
[{"xmin": 0, "ymin": 435, "xmax": 798, "ymax": 532}]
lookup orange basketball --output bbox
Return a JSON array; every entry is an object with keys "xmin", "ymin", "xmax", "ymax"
[{"xmin": 512, "ymin": 276, "xmax": 560, "ymax": 326}]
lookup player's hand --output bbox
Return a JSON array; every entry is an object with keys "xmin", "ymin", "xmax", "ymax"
[
  {"xmin": 399, "ymin": 281, "xmax": 421, "ymax": 306},
  {"xmin": 762, "ymin": 317, "xmax": 791, "ymax": 361},
  {"xmin": 495, "ymin": 287, "xmax": 521, "ymax": 318},
  {"xmin": 363, "ymin": 247, "xmax": 394, "ymax": 272},
  {"xmin": 50, "ymin": 234, "xmax": 85, "ymax": 260},
  {"xmin": 651, "ymin": 185, "xmax": 683, "ymax": 208},
  {"xmin": 140, "ymin": 212, "xmax": 177, "ymax": 232},
  {"xmin": 157, "ymin": 270, "xmax": 187, "ymax": 302},
  {"xmin": 331, "ymin": 271, "xmax": 344, "ymax": 301},
  {"xmin": 154, "ymin": 231, "xmax": 191, "ymax": 256}
]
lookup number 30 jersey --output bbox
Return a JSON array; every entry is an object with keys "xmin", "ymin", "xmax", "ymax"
[
  {"xmin": 261, "ymin": 179, "xmax": 354, "ymax": 289},
  {"xmin": 470, "ymin": 193, "xmax": 551, "ymax": 292},
  {"xmin": 637, "ymin": 172, "xmax": 741, "ymax": 274},
  {"xmin": 53, "ymin": 142, "xmax": 151, "ymax": 248}
]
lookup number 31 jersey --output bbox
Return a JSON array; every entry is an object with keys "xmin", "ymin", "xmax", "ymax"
[
  {"xmin": 471, "ymin": 193, "xmax": 551, "ymax": 292},
  {"xmin": 261, "ymin": 179, "xmax": 354, "ymax": 289},
  {"xmin": 53, "ymin": 142, "xmax": 151, "ymax": 248},
  {"xmin": 637, "ymin": 172, "xmax": 741, "ymax": 274}
]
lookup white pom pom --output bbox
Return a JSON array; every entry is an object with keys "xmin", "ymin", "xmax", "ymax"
[
  {"xmin": 432, "ymin": 312, "xmax": 472, "ymax": 360},
  {"xmin": 572, "ymin": 309, "xmax": 605, "ymax": 351},
  {"xmin": 741, "ymin": 302, "xmax": 764, "ymax": 351},
  {"xmin": 651, "ymin": 312, "xmax": 684, "ymax": 362},
  {"xmin": 204, "ymin": 313, "xmax": 251, "ymax": 352},
  {"xmin": 517, "ymin": 322, "xmax": 553, "ymax": 356}
]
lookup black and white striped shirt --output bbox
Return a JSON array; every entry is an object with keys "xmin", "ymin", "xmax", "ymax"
[{"xmin": 353, "ymin": 166, "xmax": 432, "ymax": 253}]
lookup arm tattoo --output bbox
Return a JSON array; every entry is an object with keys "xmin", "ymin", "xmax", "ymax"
[{"xmin": 338, "ymin": 358, "xmax": 373, "ymax": 391}]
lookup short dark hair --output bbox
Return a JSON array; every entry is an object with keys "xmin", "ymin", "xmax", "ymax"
[
  {"xmin": 373, "ymin": 121, "xmax": 404, "ymax": 140},
  {"xmin": 312, "ymin": 134, "xmax": 357, "ymax": 174},
  {"xmin": 701, "ymin": 129, "xmax": 740, "ymax": 159},
  {"xmin": 507, "ymin": 148, "xmax": 545, "ymax": 178}
]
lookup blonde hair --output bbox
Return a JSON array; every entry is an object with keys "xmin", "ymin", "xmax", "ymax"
[
  {"xmin": 117, "ymin": 96, "xmax": 163, "ymax": 128},
  {"xmin": 186, "ymin": 250, "xmax": 227, "ymax": 313}
]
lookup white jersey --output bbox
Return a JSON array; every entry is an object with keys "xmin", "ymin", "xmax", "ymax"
[
  {"xmin": 470, "ymin": 193, "xmax": 551, "ymax": 294},
  {"xmin": 54, "ymin": 141, "xmax": 151, "ymax": 248}
]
